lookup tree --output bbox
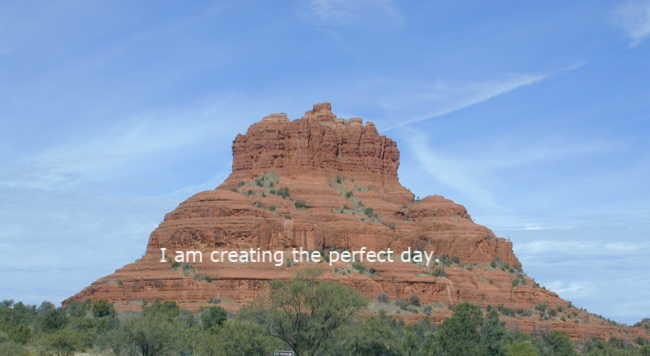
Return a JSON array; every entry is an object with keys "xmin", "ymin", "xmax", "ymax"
[
  {"xmin": 482, "ymin": 308, "xmax": 507, "ymax": 355},
  {"xmin": 0, "ymin": 341, "xmax": 29, "ymax": 356},
  {"xmin": 142, "ymin": 300, "xmax": 180, "ymax": 320},
  {"xmin": 65, "ymin": 300, "xmax": 90, "ymax": 318},
  {"xmin": 118, "ymin": 313, "xmax": 178, "ymax": 356},
  {"xmin": 195, "ymin": 320, "xmax": 281, "ymax": 356},
  {"xmin": 241, "ymin": 269, "xmax": 368, "ymax": 356},
  {"xmin": 200, "ymin": 306, "xmax": 228, "ymax": 332},
  {"xmin": 641, "ymin": 345, "xmax": 650, "ymax": 356},
  {"xmin": 37, "ymin": 301, "xmax": 56, "ymax": 315},
  {"xmin": 343, "ymin": 310, "xmax": 406, "ymax": 355},
  {"xmin": 505, "ymin": 341, "xmax": 540, "ymax": 356},
  {"xmin": 404, "ymin": 317, "xmax": 438, "ymax": 355},
  {"xmin": 0, "ymin": 300, "xmax": 35, "ymax": 344},
  {"xmin": 91, "ymin": 299, "xmax": 114, "ymax": 318},
  {"xmin": 42, "ymin": 328, "xmax": 85, "ymax": 356},
  {"xmin": 438, "ymin": 302, "xmax": 485, "ymax": 356},
  {"xmin": 38, "ymin": 307, "xmax": 68, "ymax": 332},
  {"xmin": 3, "ymin": 323, "xmax": 31, "ymax": 344},
  {"xmin": 108, "ymin": 302, "xmax": 186, "ymax": 356},
  {"xmin": 541, "ymin": 330, "xmax": 577, "ymax": 356}
]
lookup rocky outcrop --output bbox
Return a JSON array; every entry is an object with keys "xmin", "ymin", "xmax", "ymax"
[
  {"xmin": 65, "ymin": 103, "xmax": 646, "ymax": 342},
  {"xmin": 231, "ymin": 103, "xmax": 400, "ymax": 184}
]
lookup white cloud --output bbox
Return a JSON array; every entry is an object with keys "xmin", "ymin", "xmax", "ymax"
[
  {"xmin": 0, "ymin": 100, "xmax": 247, "ymax": 192},
  {"xmin": 306, "ymin": 0, "xmax": 352, "ymax": 26},
  {"xmin": 516, "ymin": 240, "xmax": 591, "ymax": 256},
  {"xmin": 613, "ymin": 0, "xmax": 650, "ymax": 47},
  {"xmin": 604, "ymin": 242, "xmax": 645, "ymax": 254},
  {"xmin": 545, "ymin": 280, "xmax": 594, "ymax": 299},
  {"xmin": 300, "ymin": 0, "xmax": 402, "ymax": 29},
  {"xmin": 381, "ymin": 73, "xmax": 549, "ymax": 132},
  {"xmin": 408, "ymin": 134, "xmax": 500, "ymax": 208},
  {"xmin": 379, "ymin": 63, "xmax": 587, "ymax": 132},
  {"xmin": 164, "ymin": 172, "xmax": 230, "ymax": 199},
  {"xmin": 404, "ymin": 121, "xmax": 608, "ymax": 210},
  {"xmin": 479, "ymin": 216, "xmax": 574, "ymax": 232},
  {"xmin": 516, "ymin": 239, "xmax": 650, "ymax": 257}
]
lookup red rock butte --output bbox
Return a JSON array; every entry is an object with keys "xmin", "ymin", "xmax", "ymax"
[{"xmin": 67, "ymin": 103, "xmax": 645, "ymax": 341}]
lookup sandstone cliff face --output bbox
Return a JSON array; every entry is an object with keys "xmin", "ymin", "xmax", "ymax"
[
  {"xmin": 66, "ymin": 103, "xmax": 645, "ymax": 341},
  {"xmin": 231, "ymin": 103, "xmax": 400, "ymax": 181}
]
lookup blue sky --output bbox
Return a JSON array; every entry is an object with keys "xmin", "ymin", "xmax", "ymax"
[{"xmin": 1, "ymin": 0, "xmax": 649, "ymax": 324}]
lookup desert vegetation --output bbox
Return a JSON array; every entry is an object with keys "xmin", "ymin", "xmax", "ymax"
[{"xmin": 1, "ymin": 272, "xmax": 649, "ymax": 355}]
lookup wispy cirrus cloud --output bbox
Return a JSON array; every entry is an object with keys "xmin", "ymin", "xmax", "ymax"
[
  {"xmin": 405, "ymin": 129, "xmax": 611, "ymax": 211},
  {"xmin": 408, "ymin": 133, "xmax": 501, "ymax": 208},
  {"xmin": 380, "ymin": 63, "xmax": 586, "ymax": 132},
  {"xmin": 545, "ymin": 280, "xmax": 594, "ymax": 299},
  {"xmin": 0, "ymin": 99, "xmax": 248, "ymax": 192},
  {"xmin": 516, "ymin": 239, "xmax": 650, "ymax": 257},
  {"xmin": 479, "ymin": 213, "xmax": 577, "ymax": 233},
  {"xmin": 299, "ymin": 0, "xmax": 402, "ymax": 29},
  {"xmin": 381, "ymin": 73, "xmax": 548, "ymax": 132},
  {"xmin": 613, "ymin": 0, "xmax": 650, "ymax": 47}
]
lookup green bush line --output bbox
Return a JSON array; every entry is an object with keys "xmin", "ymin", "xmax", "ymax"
[{"xmin": 1, "ymin": 275, "xmax": 647, "ymax": 355}]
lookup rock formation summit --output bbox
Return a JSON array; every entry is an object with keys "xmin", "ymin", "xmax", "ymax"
[{"xmin": 67, "ymin": 103, "xmax": 644, "ymax": 340}]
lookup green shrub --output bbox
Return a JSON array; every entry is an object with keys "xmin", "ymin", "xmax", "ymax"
[
  {"xmin": 194, "ymin": 274, "xmax": 212, "ymax": 283},
  {"xmin": 424, "ymin": 305, "xmax": 433, "ymax": 315},
  {"xmin": 409, "ymin": 293, "xmax": 421, "ymax": 307},
  {"xmin": 497, "ymin": 305, "xmax": 515, "ymax": 317},
  {"xmin": 394, "ymin": 299, "xmax": 409, "ymax": 310},
  {"xmin": 377, "ymin": 292, "xmax": 391, "ymax": 304},
  {"xmin": 0, "ymin": 342, "xmax": 29, "ymax": 356},
  {"xmin": 181, "ymin": 263, "xmax": 195, "ymax": 274},
  {"xmin": 42, "ymin": 329, "xmax": 85, "ymax": 356},
  {"xmin": 352, "ymin": 262, "xmax": 366, "ymax": 273},
  {"xmin": 275, "ymin": 187, "xmax": 290, "ymax": 198},
  {"xmin": 38, "ymin": 308, "xmax": 68, "ymax": 332},
  {"xmin": 201, "ymin": 306, "xmax": 228, "ymax": 331},
  {"xmin": 363, "ymin": 207, "xmax": 378, "ymax": 219},
  {"xmin": 542, "ymin": 330, "xmax": 578, "ymax": 355},
  {"xmin": 65, "ymin": 300, "xmax": 89, "ymax": 318},
  {"xmin": 432, "ymin": 268, "xmax": 447, "ymax": 277},
  {"xmin": 91, "ymin": 299, "xmax": 114, "ymax": 318}
]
